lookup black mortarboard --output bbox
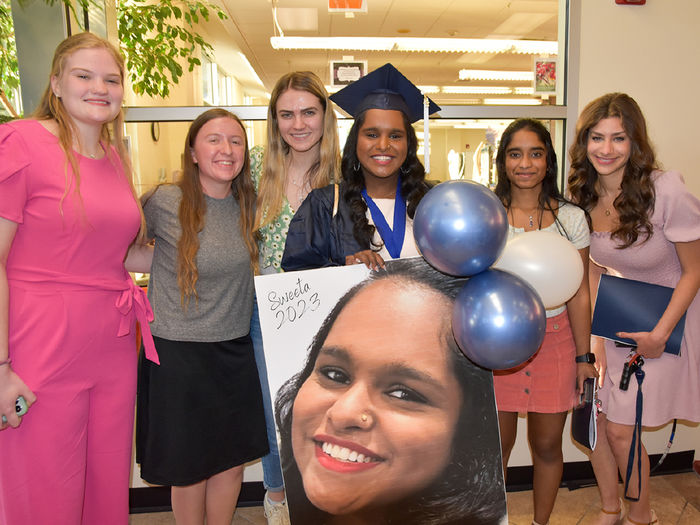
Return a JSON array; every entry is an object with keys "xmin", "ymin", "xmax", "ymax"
[{"xmin": 330, "ymin": 63, "xmax": 440, "ymax": 123}]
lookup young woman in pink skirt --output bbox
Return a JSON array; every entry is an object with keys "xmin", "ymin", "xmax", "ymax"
[{"xmin": 493, "ymin": 118, "xmax": 598, "ymax": 525}]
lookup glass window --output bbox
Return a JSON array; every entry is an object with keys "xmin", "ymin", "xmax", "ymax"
[
  {"xmin": 116, "ymin": 1, "xmax": 571, "ymax": 192},
  {"xmin": 125, "ymin": 117, "xmax": 567, "ymax": 199},
  {"xmin": 115, "ymin": 0, "xmax": 568, "ymax": 109}
]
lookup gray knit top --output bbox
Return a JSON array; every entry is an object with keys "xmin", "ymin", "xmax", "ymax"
[{"xmin": 144, "ymin": 184, "xmax": 253, "ymax": 342}]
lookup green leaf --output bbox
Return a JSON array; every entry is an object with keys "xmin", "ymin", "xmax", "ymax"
[{"xmin": 2, "ymin": 0, "xmax": 227, "ymax": 100}]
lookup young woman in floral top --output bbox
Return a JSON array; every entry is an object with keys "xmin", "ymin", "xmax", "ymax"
[{"xmin": 249, "ymin": 71, "xmax": 340, "ymax": 525}]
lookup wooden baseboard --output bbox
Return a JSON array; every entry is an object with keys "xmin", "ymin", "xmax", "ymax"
[{"xmin": 129, "ymin": 450, "xmax": 696, "ymax": 513}]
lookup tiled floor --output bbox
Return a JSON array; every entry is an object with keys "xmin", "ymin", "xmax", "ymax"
[{"xmin": 129, "ymin": 471, "xmax": 700, "ymax": 524}]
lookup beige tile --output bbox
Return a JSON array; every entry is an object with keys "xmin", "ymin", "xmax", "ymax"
[
  {"xmin": 678, "ymin": 499, "xmax": 700, "ymax": 525},
  {"xmin": 549, "ymin": 485, "xmax": 601, "ymax": 525},
  {"xmin": 233, "ymin": 506, "xmax": 268, "ymax": 525},
  {"xmin": 664, "ymin": 471, "xmax": 700, "ymax": 513},
  {"xmin": 505, "ymin": 490, "xmax": 533, "ymax": 524},
  {"xmin": 647, "ymin": 475, "xmax": 689, "ymax": 524},
  {"xmin": 129, "ymin": 473, "xmax": 700, "ymax": 524},
  {"xmin": 129, "ymin": 512, "xmax": 176, "ymax": 524}
]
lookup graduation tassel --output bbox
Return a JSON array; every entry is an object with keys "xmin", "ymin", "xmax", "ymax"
[{"xmin": 423, "ymin": 94, "xmax": 430, "ymax": 174}]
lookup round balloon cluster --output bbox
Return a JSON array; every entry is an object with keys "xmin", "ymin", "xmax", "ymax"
[{"xmin": 414, "ymin": 181, "xmax": 581, "ymax": 370}]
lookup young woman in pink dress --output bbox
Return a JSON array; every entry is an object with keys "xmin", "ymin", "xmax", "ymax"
[
  {"xmin": 569, "ymin": 93, "xmax": 700, "ymax": 525},
  {"xmin": 0, "ymin": 33, "xmax": 155, "ymax": 524}
]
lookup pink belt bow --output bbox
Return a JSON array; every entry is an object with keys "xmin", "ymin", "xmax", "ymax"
[{"xmin": 116, "ymin": 279, "xmax": 160, "ymax": 364}]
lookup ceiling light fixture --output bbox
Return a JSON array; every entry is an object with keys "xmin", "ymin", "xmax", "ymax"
[
  {"xmin": 483, "ymin": 98, "xmax": 542, "ymax": 105},
  {"xmin": 459, "ymin": 69, "xmax": 534, "ymax": 81},
  {"xmin": 270, "ymin": 37, "xmax": 557, "ymax": 55},
  {"xmin": 331, "ymin": 84, "xmax": 537, "ymax": 97},
  {"xmin": 442, "ymin": 86, "xmax": 512, "ymax": 95}
]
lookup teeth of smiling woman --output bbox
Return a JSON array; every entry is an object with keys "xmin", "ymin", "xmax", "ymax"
[{"xmin": 321, "ymin": 442, "xmax": 373, "ymax": 463}]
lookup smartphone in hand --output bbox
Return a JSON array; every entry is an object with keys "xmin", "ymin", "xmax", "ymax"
[
  {"xmin": 577, "ymin": 377, "xmax": 597, "ymax": 407},
  {"xmin": 1, "ymin": 396, "xmax": 28, "ymax": 424}
]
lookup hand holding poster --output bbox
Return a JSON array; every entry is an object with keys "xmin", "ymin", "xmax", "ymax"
[{"xmin": 255, "ymin": 257, "xmax": 508, "ymax": 525}]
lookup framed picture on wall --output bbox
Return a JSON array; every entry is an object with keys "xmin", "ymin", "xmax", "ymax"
[
  {"xmin": 533, "ymin": 57, "xmax": 557, "ymax": 94},
  {"xmin": 330, "ymin": 60, "xmax": 367, "ymax": 88}
]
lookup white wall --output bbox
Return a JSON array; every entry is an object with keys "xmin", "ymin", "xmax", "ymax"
[{"xmin": 577, "ymin": 0, "xmax": 700, "ymax": 197}]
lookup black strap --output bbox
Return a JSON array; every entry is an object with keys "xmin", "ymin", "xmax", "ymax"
[
  {"xmin": 624, "ymin": 366, "xmax": 645, "ymax": 501},
  {"xmin": 650, "ymin": 418, "xmax": 677, "ymax": 473}
]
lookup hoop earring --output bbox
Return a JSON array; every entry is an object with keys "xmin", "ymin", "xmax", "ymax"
[
  {"xmin": 354, "ymin": 161, "xmax": 361, "ymax": 172},
  {"xmin": 400, "ymin": 165, "xmax": 409, "ymax": 175}
]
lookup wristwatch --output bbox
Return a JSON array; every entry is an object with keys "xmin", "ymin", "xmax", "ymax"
[{"xmin": 575, "ymin": 352, "xmax": 596, "ymax": 364}]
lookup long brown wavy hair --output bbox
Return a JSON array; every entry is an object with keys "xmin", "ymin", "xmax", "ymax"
[
  {"xmin": 33, "ymin": 32, "xmax": 146, "ymax": 243},
  {"xmin": 254, "ymin": 71, "xmax": 340, "ymax": 231},
  {"xmin": 177, "ymin": 108, "xmax": 258, "ymax": 306},
  {"xmin": 567, "ymin": 93, "xmax": 657, "ymax": 248}
]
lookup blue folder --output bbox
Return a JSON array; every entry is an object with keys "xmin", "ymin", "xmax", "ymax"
[{"xmin": 591, "ymin": 274, "xmax": 685, "ymax": 356}]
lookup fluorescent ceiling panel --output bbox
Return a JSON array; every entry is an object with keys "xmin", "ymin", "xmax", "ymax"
[{"xmin": 270, "ymin": 37, "xmax": 557, "ymax": 55}]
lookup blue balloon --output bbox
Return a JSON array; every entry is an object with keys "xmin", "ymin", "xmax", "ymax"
[
  {"xmin": 452, "ymin": 269, "xmax": 546, "ymax": 370},
  {"xmin": 414, "ymin": 180, "xmax": 508, "ymax": 276}
]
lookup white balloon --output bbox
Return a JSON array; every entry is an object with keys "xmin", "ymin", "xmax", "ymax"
[{"xmin": 493, "ymin": 230, "xmax": 583, "ymax": 309}]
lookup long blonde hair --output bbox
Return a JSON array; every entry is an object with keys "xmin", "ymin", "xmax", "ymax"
[
  {"xmin": 32, "ymin": 32, "xmax": 146, "ymax": 243},
  {"xmin": 254, "ymin": 71, "xmax": 340, "ymax": 230},
  {"xmin": 176, "ymin": 108, "xmax": 259, "ymax": 306}
]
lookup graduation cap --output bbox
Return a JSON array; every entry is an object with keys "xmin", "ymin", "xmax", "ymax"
[{"xmin": 330, "ymin": 63, "xmax": 440, "ymax": 123}]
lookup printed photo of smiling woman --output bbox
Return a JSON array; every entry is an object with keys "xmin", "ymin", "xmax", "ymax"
[{"xmin": 266, "ymin": 257, "xmax": 507, "ymax": 525}]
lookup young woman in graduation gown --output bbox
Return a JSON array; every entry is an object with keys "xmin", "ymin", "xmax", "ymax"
[{"xmin": 281, "ymin": 63, "xmax": 440, "ymax": 271}]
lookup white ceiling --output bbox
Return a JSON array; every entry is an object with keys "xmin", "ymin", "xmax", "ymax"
[{"xmin": 215, "ymin": 0, "xmax": 560, "ymax": 105}]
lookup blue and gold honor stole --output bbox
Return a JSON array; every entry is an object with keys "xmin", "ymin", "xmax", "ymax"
[{"xmin": 361, "ymin": 178, "xmax": 407, "ymax": 259}]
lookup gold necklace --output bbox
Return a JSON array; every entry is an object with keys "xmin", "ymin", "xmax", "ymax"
[
  {"xmin": 83, "ymin": 143, "xmax": 103, "ymax": 159},
  {"xmin": 287, "ymin": 173, "xmax": 311, "ymax": 209},
  {"xmin": 600, "ymin": 191, "xmax": 618, "ymax": 217},
  {"xmin": 597, "ymin": 183, "xmax": 620, "ymax": 217}
]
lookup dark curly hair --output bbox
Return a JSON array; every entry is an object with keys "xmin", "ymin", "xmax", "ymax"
[
  {"xmin": 340, "ymin": 110, "xmax": 430, "ymax": 251},
  {"xmin": 567, "ymin": 93, "xmax": 657, "ymax": 248},
  {"xmin": 274, "ymin": 258, "xmax": 506, "ymax": 525},
  {"xmin": 494, "ymin": 118, "xmax": 581, "ymax": 239}
]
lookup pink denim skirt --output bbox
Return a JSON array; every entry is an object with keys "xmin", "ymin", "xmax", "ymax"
[{"xmin": 493, "ymin": 310, "xmax": 577, "ymax": 414}]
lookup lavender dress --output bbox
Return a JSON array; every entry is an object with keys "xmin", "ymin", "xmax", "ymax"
[{"xmin": 590, "ymin": 171, "xmax": 700, "ymax": 426}]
